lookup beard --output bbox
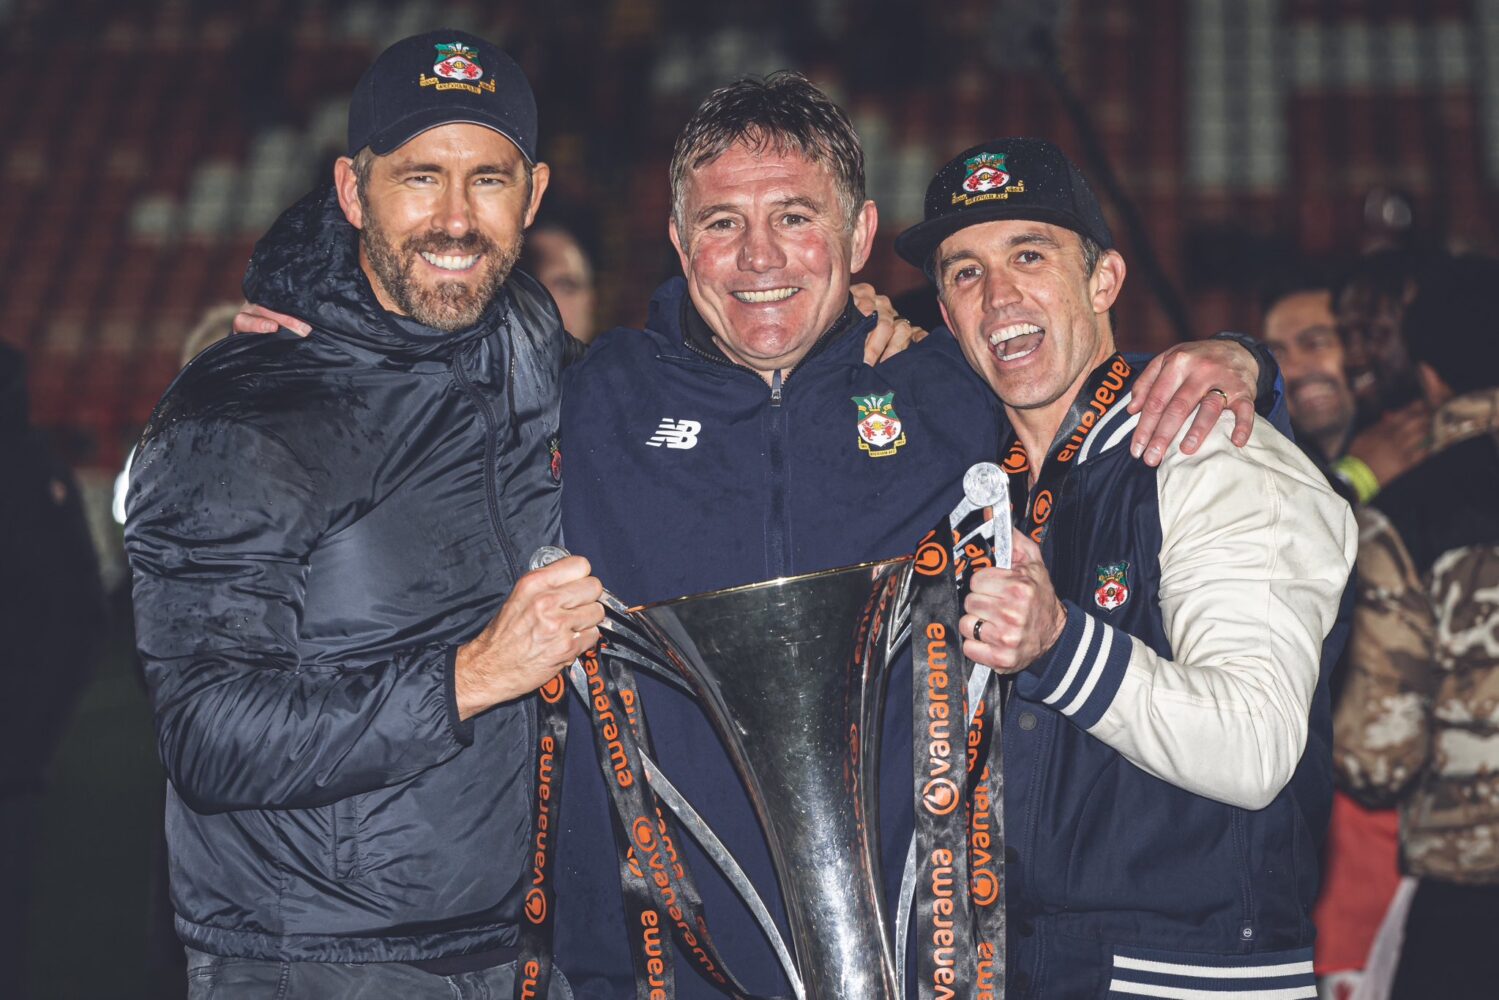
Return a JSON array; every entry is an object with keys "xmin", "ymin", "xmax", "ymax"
[{"xmin": 359, "ymin": 202, "xmax": 523, "ymax": 332}]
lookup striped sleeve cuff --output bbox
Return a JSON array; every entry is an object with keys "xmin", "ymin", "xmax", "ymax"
[{"xmin": 1014, "ymin": 600, "xmax": 1132, "ymax": 730}]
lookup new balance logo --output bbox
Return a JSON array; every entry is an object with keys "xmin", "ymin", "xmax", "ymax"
[{"xmin": 646, "ymin": 419, "xmax": 702, "ymax": 449}]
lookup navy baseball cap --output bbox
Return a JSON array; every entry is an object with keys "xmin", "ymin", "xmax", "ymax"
[
  {"xmin": 895, "ymin": 138, "xmax": 1113, "ymax": 276},
  {"xmin": 346, "ymin": 30, "xmax": 537, "ymax": 162}
]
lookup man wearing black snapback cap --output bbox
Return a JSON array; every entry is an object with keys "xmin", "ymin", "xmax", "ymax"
[
  {"xmin": 126, "ymin": 31, "xmax": 597, "ymax": 997},
  {"xmin": 895, "ymin": 139, "xmax": 1356, "ymax": 997}
]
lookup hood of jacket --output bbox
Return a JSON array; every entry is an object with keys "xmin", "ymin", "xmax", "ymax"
[{"xmin": 243, "ymin": 183, "xmax": 508, "ymax": 362}]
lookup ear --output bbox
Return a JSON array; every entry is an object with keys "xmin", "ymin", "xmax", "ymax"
[
  {"xmin": 937, "ymin": 297, "xmax": 953, "ymax": 333},
  {"xmin": 668, "ymin": 216, "xmax": 690, "ymax": 275},
  {"xmin": 333, "ymin": 157, "xmax": 364, "ymax": 229},
  {"xmin": 848, "ymin": 199, "xmax": 878, "ymax": 274},
  {"xmin": 523, "ymin": 162, "xmax": 551, "ymax": 229},
  {"xmin": 1089, "ymin": 249, "xmax": 1126, "ymax": 314}
]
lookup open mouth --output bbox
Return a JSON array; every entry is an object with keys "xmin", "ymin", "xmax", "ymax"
[
  {"xmin": 1348, "ymin": 369, "xmax": 1376, "ymax": 395},
  {"xmin": 732, "ymin": 287, "xmax": 799, "ymax": 304},
  {"xmin": 420, "ymin": 251, "xmax": 481, "ymax": 272},
  {"xmin": 989, "ymin": 322, "xmax": 1045, "ymax": 361}
]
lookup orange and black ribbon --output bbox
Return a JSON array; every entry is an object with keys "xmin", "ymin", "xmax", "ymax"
[{"xmin": 1003, "ymin": 353, "xmax": 1139, "ymax": 545}]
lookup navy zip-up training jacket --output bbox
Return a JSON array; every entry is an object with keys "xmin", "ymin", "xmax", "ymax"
[{"xmin": 554, "ymin": 278, "xmax": 1003, "ymax": 997}]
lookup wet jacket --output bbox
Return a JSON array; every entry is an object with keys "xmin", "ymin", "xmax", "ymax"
[
  {"xmin": 999, "ymin": 378, "xmax": 1355, "ymax": 998},
  {"xmin": 1334, "ymin": 388, "xmax": 1499, "ymax": 884},
  {"xmin": 125, "ymin": 185, "xmax": 567, "ymax": 962},
  {"xmin": 554, "ymin": 278, "xmax": 1003, "ymax": 997}
]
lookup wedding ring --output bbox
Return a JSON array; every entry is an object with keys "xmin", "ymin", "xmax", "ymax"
[{"xmin": 973, "ymin": 619, "xmax": 986, "ymax": 643}]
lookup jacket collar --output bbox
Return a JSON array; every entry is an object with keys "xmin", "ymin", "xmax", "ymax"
[{"xmin": 243, "ymin": 183, "xmax": 508, "ymax": 363}]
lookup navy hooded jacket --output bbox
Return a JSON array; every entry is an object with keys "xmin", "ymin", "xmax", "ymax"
[{"xmin": 125, "ymin": 184, "xmax": 567, "ymax": 962}]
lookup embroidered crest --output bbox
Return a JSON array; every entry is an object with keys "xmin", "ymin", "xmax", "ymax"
[
  {"xmin": 952, "ymin": 153, "xmax": 1026, "ymax": 207},
  {"xmin": 963, "ymin": 153, "xmax": 1010, "ymax": 193},
  {"xmin": 852, "ymin": 393, "xmax": 907, "ymax": 458},
  {"xmin": 434, "ymin": 42, "xmax": 483, "ymax": 81},
  {"xmin": 1094, "ymin": 561, "xmax": 1130, "ymax": 611},
  {"xmin": 547, "ymin": 434, "xmax": 562, "ymax": 484},
  {"xmin": 421, "ymin": 43, "xmax": 498, "ymax": 95}
]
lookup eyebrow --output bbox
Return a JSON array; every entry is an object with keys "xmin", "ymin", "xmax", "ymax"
[
  {"xmin": 692, "ymin": 195, "xmax": 824, "ymax": 224},
  {"xmin": 938, "ymin": 230, "xmax": 1064, "ymax": 278},
  {"xmin": 390, "ymin": 161, "xmax": 520, "ymax": 179}
]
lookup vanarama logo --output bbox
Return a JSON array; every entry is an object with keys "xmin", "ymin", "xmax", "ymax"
[
  {"xmin": 914, "ymin": 528, "xmax": 949, "ymax": 577},
  {"xmin": 539, "ymin": 673, "xmax": 565, "ymax": 703},
  {"xmin": 953, "ymin": 152, "xmax": 1025, "ymax": 207},
  {"xmin": 583, "ymin": 649, "xmax": 633, "ymax": 788},
  {"xmin": 970, "ymin": 766, "xmax": 999, "ymax": 907},
  {"xmin": 923, "ymin": 622, "xmax": 959, "ymax": 817},
  {"xmin": 420, "ymin": 42, "xmax": 498, "ymax": 96},
  {"xmin": 526, "ymin": 732, "xmax": 557, "ymax": 925},
  {"xmin": 1056, "ymin": 356, "xmax": 1132, "ymax": 463}
]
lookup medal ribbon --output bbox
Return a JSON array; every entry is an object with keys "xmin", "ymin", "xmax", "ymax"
[
  {"xmin": 514, "ymin": 671, "xmax": 571, "ymax": 999},
  {"xmin": 1003, "ymin": 354, "xmax": 1139, "ymax": 544}
]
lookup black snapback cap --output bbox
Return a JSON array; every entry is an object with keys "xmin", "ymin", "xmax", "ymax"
[
  {"xmin": 895, "ymin": 138, "xmax": 1113, "ymax": 277},
  {"xmin": 346, "ymin": 30, "xmax": 537, "ymax": 162}
]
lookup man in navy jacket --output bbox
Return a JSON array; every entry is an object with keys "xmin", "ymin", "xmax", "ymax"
[
  {"xmin": 897, "ymin": 138, "xmax": 1356, "ymax": 997},
  {"xmin": 554, "ymin": 77, "xmax": 1272, "ymax": 999}
]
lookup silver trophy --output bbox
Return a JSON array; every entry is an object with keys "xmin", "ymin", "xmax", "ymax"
[
  {"xmin": 536, "ymin": 462, "xmax": 1006, "ymax": 1000},
  {"xmin": 628, "ymin": 557, "xmax": 910, "ymax": 1000}
]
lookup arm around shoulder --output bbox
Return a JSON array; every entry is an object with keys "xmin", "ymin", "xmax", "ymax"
[{"xmin": 1028, "ymin": 416, "xmax": 1356, "ymax": 809}]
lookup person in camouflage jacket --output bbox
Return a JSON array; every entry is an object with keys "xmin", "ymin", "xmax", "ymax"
[{"xmin": 1333, "ymin": 254, "xmax": 1499, "ymax": 1000}]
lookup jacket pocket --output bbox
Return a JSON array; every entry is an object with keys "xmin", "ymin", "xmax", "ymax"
[
  {"xmin": 330, "ymin": 794, "xmax": 362, "ymax": 880},
  {"xmin": 1105, "ymin": 945, "xmax": 1315, "ymax": 998}
]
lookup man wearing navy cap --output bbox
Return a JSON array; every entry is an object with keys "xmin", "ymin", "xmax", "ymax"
[
  {"xmin": 126, "ymin": 31, "xmax": 599, "ymax": 997},
  {"xmin": 894, "ymin": 140, "xmax": 1357, "ymax": 997}
]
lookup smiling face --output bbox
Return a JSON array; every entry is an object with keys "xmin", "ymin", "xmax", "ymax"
[
  {"xmin": 669, "ymin": 144, "xmax": 875, "ymax": 376},
  {"xmin": 1263, "ymin": 289, "xmax": 1354, "ymax": 454},
  {"xmin": 334, "ymin": 122, "xmax": 550, "ymax": 331},
  {"xmin": 935, "ymin": 219, "xmax": 1124, "ymax": 437},
  {"xmin": 1335, "ymin": 278, "xmax": 1417, "ymax": 419}
]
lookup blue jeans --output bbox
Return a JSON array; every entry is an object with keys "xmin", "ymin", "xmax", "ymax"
[{"xmin": 185, "ymin": 948, "xmax": 575, "ymax": 1000}]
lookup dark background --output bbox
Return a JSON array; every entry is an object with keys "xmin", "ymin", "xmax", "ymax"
[{"xmin": 3, "ymin": 0, "xmax": 1495, "ymax": 995}]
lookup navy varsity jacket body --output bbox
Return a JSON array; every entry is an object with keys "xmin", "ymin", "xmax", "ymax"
[{"xmin": 996, "ymin": 376, "xmax": 1355, "ymax": 998}]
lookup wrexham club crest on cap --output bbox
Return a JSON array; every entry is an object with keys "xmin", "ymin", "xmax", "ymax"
[
  {"xmin": 953, "ymin": 153, "xmax": 1025, "ymax": 207},
  {"xmin": 421, "ymin": 42, "xmax": 497, "ymax": 95},
  {"xmin": 435, "ymin": 42, "xmax": 483, "ymax": 80},
  {"xmin": 1094, "ymin": 561, "xmax": 1130, "ymax": 611},
  {"xmin": 852, "ymin": 393, "xmax": 907, "ymax": 458}
]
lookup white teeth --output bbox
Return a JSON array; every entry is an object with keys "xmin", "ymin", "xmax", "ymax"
[
  {"xmin": 988, "ymin": 322, "xmax": 1042, "ymax": 345},
  {"xmin": 732, "ymin": 287, "xmax": 798, "ymax": 303},
  {"xmin": 998, "ymin": 341, "xmax": 1042, "ymax": 361},
  {"xmin": 421, "ymin": 252, "xmax": 480, "ymax": 271}
]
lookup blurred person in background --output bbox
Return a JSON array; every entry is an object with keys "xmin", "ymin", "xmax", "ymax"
[
  {"xmin": 111, "ymin": 303, "xmax": 239, "ymax": 530},
  {"xmin": 520, "ymin": 214, "xmax": 599, "ymax": 343},
  {"xmin": 0, "ymin": 342, "xmax": 106, "ymax": 998},
  {"xmin": 1333, "ymin": 252, "xmax": 1499, "ymax": 1000},
  {"xmin": 1327, "ymin": 250, "xmax": 1437, "ymax": 504},
  {"xmin": 1262, "ymin": 279, "xmax": 1405, "ymax": 1000}
]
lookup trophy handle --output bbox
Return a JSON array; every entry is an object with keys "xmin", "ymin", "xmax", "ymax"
[{"xmin": 565, "ymin": 638, "xmax": 807, "ymax": 998}]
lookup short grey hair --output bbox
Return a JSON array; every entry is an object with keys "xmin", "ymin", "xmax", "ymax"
[{"xmin": 669, "ymin": 72, "xmax": 865, "ymax": 237}]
